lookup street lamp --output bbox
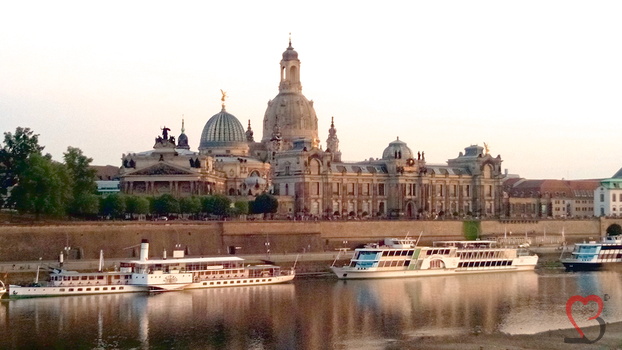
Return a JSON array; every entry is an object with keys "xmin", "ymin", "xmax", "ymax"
[{"xmin": 265, "ymin": 241, "xmax": 271, "ymax": 259}]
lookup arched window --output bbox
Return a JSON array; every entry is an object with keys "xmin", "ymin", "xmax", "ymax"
[
  {"xmin": 483, "ymin": 164, "xmax": 493, "ymax": 178},
  {"xmin": 310, "ymin": 159, "xmax": 321, "ymax": 175}
]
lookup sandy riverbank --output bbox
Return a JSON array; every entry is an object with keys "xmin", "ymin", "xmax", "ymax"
[{"xmin": 392, "ymin": 321, "xmax": 622, "ymax": 350}]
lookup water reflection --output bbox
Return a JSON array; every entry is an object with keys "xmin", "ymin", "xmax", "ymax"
[
  {"xmin": 1, "ymin": 271, "xmax": 621, "ymax": 349},
  {"xmin": 1, "ymin": 284, "xmax": 296, "ymax": 350},
  {"xmin": 329, "ymin": 271, "xmax": 539, "ymax": 341},
  {"xmin": 500, "ymin": 271, "xmax": 622, "ymax": 335}
]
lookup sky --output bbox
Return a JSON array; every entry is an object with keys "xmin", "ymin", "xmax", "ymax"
[{"xmin": 1, "ymin": 1, "xmax": 621, "ymax": 180}]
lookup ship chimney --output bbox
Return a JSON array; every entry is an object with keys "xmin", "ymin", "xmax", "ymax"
[{"xmin": 140, "ymin": 239, "xmax": 149, "ymax": 261}]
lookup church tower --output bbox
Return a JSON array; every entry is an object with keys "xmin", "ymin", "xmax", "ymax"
[
  {"xmin": 176, "ymin": 119, "xmax": 190, "ymax": 150},
  {"xmin": 262, "ymin": 38, "xmax": 319, "ymax": 151},
  {"xmin": 326, "ymin": 117, "xmax": 341, "ymax": 162}
]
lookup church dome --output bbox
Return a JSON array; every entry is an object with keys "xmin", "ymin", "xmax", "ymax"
[
  {"xmin": 262, "ymin": 40, "xmax": 318, "ymax": 149},
  {"xmin": 382, "ymin": 138, "xmax": 414, "ymax": 160},
  {"xmin": 176, "ymin": 132, "xmax": 189, "ymax": 150},
  {"xmin": 282, "ymin": 41, "xmax": 298, "ymax": 61},
  {"xmin": 199, "ymin": 108, "xmax": 247, "ymax": 151}
]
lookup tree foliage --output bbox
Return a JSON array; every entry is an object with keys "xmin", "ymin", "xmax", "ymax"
[
  {"xmin": 607, "ymin": 224, "xmax": 622, "ymax": 236},
  {"xmin": 63, "ymin": 147, "xmax": 98, "ymax": 217},
  {"xmin": 179, "ymin": 196, "xmax": 202, "ymax": 216},
  {"xmin": 251, "ymin": 193, "xmax": 278, "ymax": 216},
  {"xmin": 0, "ymin": 127, "xmax": 45, "ymax": 207},
  {"xmin": 100, "ymin": 193, "xmax": 126, "ymax": 218},
  {"xmin": 234, "ymin": 201, "xmax": 249, "ymax": 216},
  {"xmin": 125, "ymin": 195, "xmax": 150, "ymax": 218},
  {"xmin": 152, "ymin": 194, "xmax": 180, "ymax": 216},
  {"xmin": 202, "ymin": 194, "xmax": 231, "ymax": 217},
  {"xmin": 10, "ymin": 154, "xmax": 71, "ymax": 218},
  {"xmin": 463, "ymin": 220, "xmax": 481, "ymax": 240}
]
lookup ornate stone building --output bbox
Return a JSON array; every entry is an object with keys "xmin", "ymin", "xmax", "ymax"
[
  {"xmin": 119, "ymin": 97, "xmax": 271, "ymax": 198},
  {"xmin": 119, "ymin": 39, "xmax": 506, "ymax": 218}
]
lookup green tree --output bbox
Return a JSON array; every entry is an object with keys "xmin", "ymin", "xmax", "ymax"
[
  {"xmin": 234, "ymin": 201, "xmax": 249, "ymax": 216},
  {"xmin": 179, "ymin": 196, "xmax": 201, "ymax": 218},
  {"xmin": 252, "ymin": 193, "xmax": 278, "ymax": 218},
  {"xmin": 71, "ymin": 193, "xmax": 100, "ymax": 219},
  {"xmin": 63, "ymin": 147, "xmax": 98, "ymax": 217},
  {"xmin": 463, "ymin": 220, "xmax": 481, "ymax": 240},
  {"xmin": 152, "ymin": 194, "xmax": 180, "ymax": 216},
  {"xmin": 10, "ymin": 154, "xmax": 71, "ymax": 218},
  {"xmin": 607, "ymin": 224, "xmax": 622, "ymax": 236},
  {"xmin": 0, "ymin": 127, "xmax": 45, "ymax": 207},
  {"xmin": 100, "ymin": 193, "xmax": 126, "ymax": 218},
  {"xmin": 125, "ymin": 195, "xmax": 150, "ymax": 219},
  {"xmin": 202, "ymin": 194, "xmax": 231, "ymax": 218}
]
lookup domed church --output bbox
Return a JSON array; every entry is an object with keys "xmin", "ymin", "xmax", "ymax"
[{"xmin": 119, "ymin": 39, "xmax": 505, "ymax": 219}]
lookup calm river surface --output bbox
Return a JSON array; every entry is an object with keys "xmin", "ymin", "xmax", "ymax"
[{"xmin": 1, "ymin": 269, "xmax": 620, "ymax": 349}]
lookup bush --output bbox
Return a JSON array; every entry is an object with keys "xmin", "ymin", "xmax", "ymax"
[{"xmin": 463, "ymin": 220, "xmax": 480, "ymax": 240}]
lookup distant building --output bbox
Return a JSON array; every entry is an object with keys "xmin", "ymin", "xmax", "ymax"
[
  {"xmin": 594, "ymin": 168, "xmax": 622, "ymax": 217},
  {"xmin": 503, "ymin": 178, "xmax": 600, "ymax": 219},
  {"xmin": 91, "ymin": 165, "xmax": 121, "ymax": 195}
]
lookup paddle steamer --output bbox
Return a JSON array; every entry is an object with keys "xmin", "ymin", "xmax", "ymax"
[
  {"xmin": 9, "ymin": 239, "xmax": 295, "ymax": 298},
  {"xmin": 331, "ymin": 237, "xmax": 538, "ymax": 279}
]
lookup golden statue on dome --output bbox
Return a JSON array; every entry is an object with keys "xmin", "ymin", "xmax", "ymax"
[{"xmin": 220, "ymin": 89, "xmax": 227, "ymax": 109}]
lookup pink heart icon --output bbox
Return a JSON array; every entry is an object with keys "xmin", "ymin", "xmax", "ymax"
[{"xmin": 566, "ymin": 295, "xmax": 604, "ymax": 338}]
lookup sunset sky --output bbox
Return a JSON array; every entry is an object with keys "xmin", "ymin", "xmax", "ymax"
[{"xmin": 2, "ymin": 1, "xmax": 621, "ymax": 179}]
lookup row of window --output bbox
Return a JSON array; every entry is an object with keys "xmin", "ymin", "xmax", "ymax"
[
  {"xmin": 600, "ymin": 193, "xmax": 622, "ymax": 202},
  {"xmin": 57, "ymin": 286, "xmax": 126, "ymax": 292},
  {"xmin": 425, "ymin": 249, "xmax": 452, "ymax": 256},
  {"xmin": 376, "ymin": 260, "xmax": 411, "ymax": 268},
  {"xmin": 291, "ymin": 183, "xmax": 485, "ymax": 198},
  {"xmin": 201, "ymin": 279, "xmax": 271, "ymax": 286},
  {"xmin": 458, "ymin": 251, "xmax": 508, "ymax": 260},
  {"xmin": 458, "ymin": 260, "xmax": 513, "ymax": 268},
  {"xmin": 598, "ymin": 253, "xmax": 622, "ymax": 261},
  {"xmin": 381, "ymin": 250, "xmax": 416, "ymax": 257}
]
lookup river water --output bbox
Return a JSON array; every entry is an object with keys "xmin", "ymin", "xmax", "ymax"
[{"xmin": 0, "ymin": 269, "xmax": 620, "ymax": 349}]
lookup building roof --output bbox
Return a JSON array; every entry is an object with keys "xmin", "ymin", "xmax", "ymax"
[
  {"xmin": 199, "ymin": 107, "xmax": 247, "ymax": 149},
  {"xmin": 91, "ymin": 165, "xmax": 121, "ymax": 180},
  {"xmin": 382, "ymin": 138, "xmax": 414, "ymax": 160},
  {"xmin": 506, "ymin": 178, "xmax": 599, "ymax": 198}
]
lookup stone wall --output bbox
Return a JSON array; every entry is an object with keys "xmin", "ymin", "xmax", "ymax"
[{"xmin": 1, "ymin": 218, "xmax": 621, "ymax": 262}]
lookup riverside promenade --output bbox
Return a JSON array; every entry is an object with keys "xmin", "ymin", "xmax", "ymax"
[{"xmin": 0, "ymin": 251, "xmax": 354, "ymax": 282}]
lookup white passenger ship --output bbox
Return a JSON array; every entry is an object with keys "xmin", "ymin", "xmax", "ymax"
[
  {"xmin": 9, "ymin": 239, "xmax": 295, "ymax": 298},
  {"xmin": 561, "ymin": 236, "xmax": 622, "ymax": 271},
  {"xmin": 331, "ymin": 238, "xmax": 538, "ymax": 279}
]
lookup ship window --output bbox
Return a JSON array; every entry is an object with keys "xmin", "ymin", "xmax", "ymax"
[
  {"xmin": 78, "ymin": 288, "xmax": 83, "ymax": 291},
  {"xmin": 59, "ymin": 289, "xmax": 65, "ymax": 292},
  {"xmin": 86, "ymin": 288, "xmax": 91, "ymax": 291},
  {"xmin": 69, "ymin": 288, "xmax": 74, "ymax": 292}
]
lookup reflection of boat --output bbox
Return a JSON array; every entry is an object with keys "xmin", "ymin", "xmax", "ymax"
[
  {"xmin": 561, "ymin": 236, "xmax": 622, "ymax": 271},
  {"xmin": 331, "ymin": 238, "xmax": 538, "ymax": 279},
  {"xmin": 9, "ymin": 239, "xmax": 295, "ymax": 298}
]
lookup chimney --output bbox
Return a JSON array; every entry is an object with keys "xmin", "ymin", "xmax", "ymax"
[{"xmin": 140, "ymin": 239, "xmax": 149, "ymax": 261}]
